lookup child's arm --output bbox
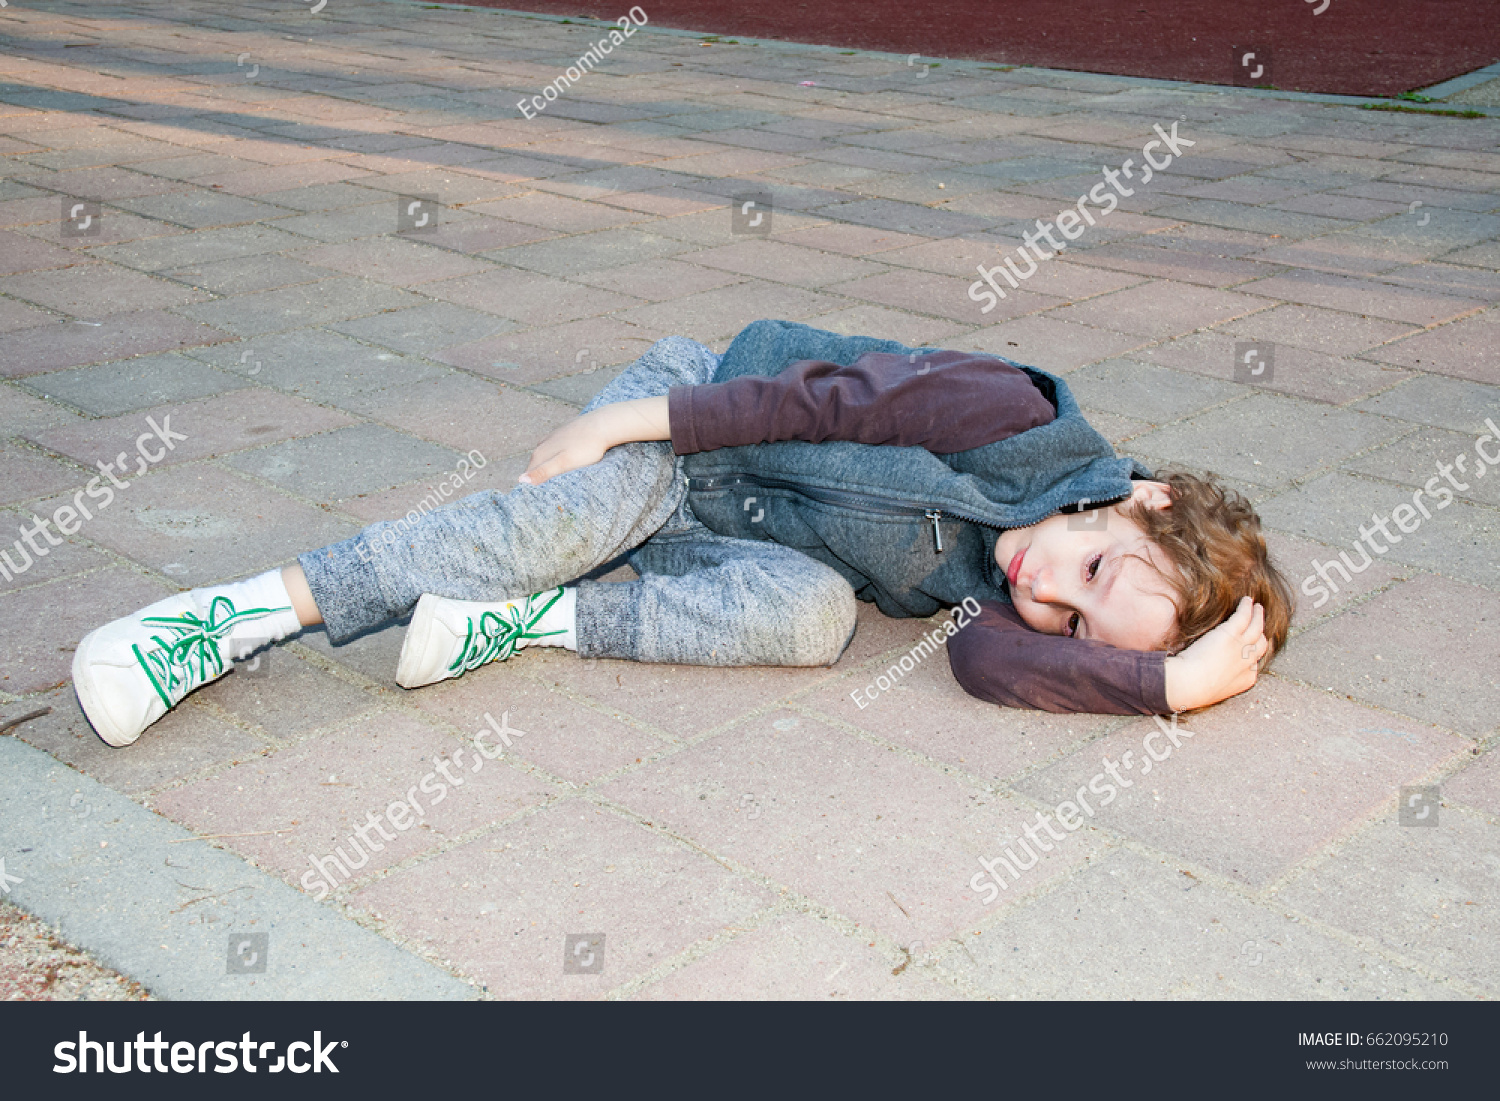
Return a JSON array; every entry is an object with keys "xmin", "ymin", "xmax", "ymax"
[
  {"xmin": 948, "ymin": 596, "xmax": 1268, "ymax": 714},
  {"xmin": 522, "ymin": 350, "xmax": 1053, "ymax": 483}
]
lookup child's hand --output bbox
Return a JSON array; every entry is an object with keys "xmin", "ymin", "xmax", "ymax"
[
  {"xmin": 520, "ymin": 411, "xmax": 614, "ymax": 485},
  {"xmin": 1163, "ymin": 597, "xmax": 1269, "ymax": 712},
  {"xmin": 520, "ymin": 397, "xmax": 671, "ymax": 486}
]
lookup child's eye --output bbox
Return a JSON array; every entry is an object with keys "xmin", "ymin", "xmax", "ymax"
[
  {"xmin": 1066, "ymin": 612, "xmax": 1080, "ymax": 637},
  {"xmin": 1086, "ymin": 553, "xmax": 1103, "ymax": 581}
]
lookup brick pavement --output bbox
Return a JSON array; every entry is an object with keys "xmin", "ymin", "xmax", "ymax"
[{"xmin": 0, "ymin": 0, "xmax": 1497, "ymax": 999}]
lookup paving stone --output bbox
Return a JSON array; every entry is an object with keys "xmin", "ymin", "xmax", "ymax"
[
  {"xmin": 1266, "ymin": 530, "xmax": 1409, "ymax": 627},
  {"xmin": 1277, "ymin": 812, "xmax": 1500, "ymax": 995},
  {"xmin": 1243, "ymin": 269, "xmax": 1486, "ymax": 328},
  {"xmin": 1149, "ymin": 199, "xmax": 1351, "ymax": 239},
  {"xmin": 1344, "ymin": 426, "xmax": 1500, "ymax": 508},
  {"xmin": 0, "ymin": 386, "xmax": 84, "ymax": 438},
  {"xmin": 435, "ymin": 317, "xmax": 665, "ymax": 385},
  {"xmin": 777, "ymin": 223, "xmax": 930, "ymax": 256},
  {"xmin": 158, "ymin": 254, "xmax": 335, "ymax": 295},
  {"xmin": 1130, "ymin": 330, "xmax": 1415, "ymax": 406},
  {"xmin": 345, "ymin": 373, "xmax": 574, "ymax": 457},
  {"xmin": 1443, "ymin": 749, "xmax": 1500, "ymax": 821},
  {"xmin": 0, "ymin": 230, "xmax": 83, "ymax": 276},
  {"xmin": 189, "ymin": 160, "xmax": 373, "ymax": 197},
  {"xmin": 811, "ymin": 197, "xmax": 993, "ymax": 238},
  {"xmin": 965, "ymin": 314, "xmax": 1151, "ymax": 373},
  {"xmin": 1067, "ymin": 358, "xmax": 1242, "ymax": 423},
  {"xmin": 1359, "ymin": 311, "xmax": 1500, "ymax": 386},
  {"xmin": 807, "ymin": 304, "xmax": 968, "ymax": 348},
  {"xmin": 0, "ymin": 440, "xmax": 88, "ymax": 507},
  {"xmin": 351, "ymin": 804, "xmax": 774, "ymax": 998},
  {"xmin": 1065, "ymin": 242, "xmax": 1277, "ymax": 288},
  {"xmin": 0, "ymin": 297, "xmax": 56, "ymax": 334},
  {"xmin": 1383, "ymin": 262, "xmax": 1500, "ymax": 304},
  {"xmin": 30, "ymin": 388, "xmax": 358, "ymax": 471},
  {"xmin": 421, "ymin": 267, "xmax": 641, "ymax": 325},
  {"xmin": 191, "ymin": 647, "xmax": 384, "ymax": 743},
  {"xmin": 407, "ymin": 668, "xmax": 667, "ymax": 787},
  {"xmin": 19, "ymin": 353, "xmax": 246, "ymax": 416},
  {"xmin": 290, "ymin": 236, "xmax": 494, "ymax": 286},
  {"xmin": 1020, "ymin": 679, "xmax": 1467, "ymax": 888},
  {"xmin": 1215, "ymin": 304, "xmax": 1420, "ymax": 357},
  {"xmin": 151, "ymin": 710, "xmax": 559, "ymax": 889},
  {"xmin": 0, "ymin": 262, "xmax": 211, "ymax": 318},
  {"xmin": 1271, "ymin": 575, "xmax": 1500, "ymax": 736},
  {"xmin": 1128, "ymin": 392, "xmax": 1396, "ymax": 487},
  {"xmin": 800, "ymin": 633, "xmax": 1116, "ymax": 785},
  {"xmin": 264, "ymin": 202, "xmax": 399, "ymax": 244},
  {"xmin": 88, "ymin": 224, "xmax": 309, "ymax": 273},
  {"xmin": 1046, "ymin": 281, "xmax": 1268, "ymax": 339},
  {"xmin": 0, "ymin": 310, "xmax": 233, "ymax": 376},
  {"xmin": 183, "ymin": 275, "xmax": 423, "ymax": 335},
  {"xmin": 598, "ymin": 709, "xmax": 1105, "ymax": 942},
  {"xmin": 223, "ymin": 423, "xmax": 464, "ymax": 505},
  {"xmin": 328, "ymin": 301, "xmax": 515, "ymax": 356},
  {"xmin": 109, "ymin": 190, "xmax": 289, "ymax": 229},
  {"xmin": 467, "ymin": 191, "xmax": 651, "ymax": 233},
  {"xmin": 0, "ymin": 566, "xmax": 169, "ymax": 695},
  {"xmin": 13, "ymin": 684, "xmax": 268, "ymax": 797},
  {"xmin": 188, "ymin": 329, "xmax": 450, "ymax": 405},
  {"xmin": 946, "ymin": 848, "xmax": 1448, "ymax": 999},
  {"xmin": 614, "ymin": 281, "xmax": 845, "ymax": 344},
  {"xmin": 484, "ymin": 228, "xmax": 695, "ymax": 276},
  {"xmin": 1256, "ymin": 472, "xmax": 1500, "ymax": 594},
  {"xmin": 42, "ymin": 463, "xmax": 358, "ymax": 588},
  {"xmin": 572, "ymin": 257, "xmax": 747, "ymax": 302},
  {"xmin": 680, "ymin": 240, "xmax": 889, "ymax": 288},
  {"xmin": 635, "ymin": 912, "xmax": 947, "ymax": 1000}
]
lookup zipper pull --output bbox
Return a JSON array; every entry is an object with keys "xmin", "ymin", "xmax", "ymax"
[{"xmin": 925, "ymin": 509, "xmax": 943, "ymax": 553}]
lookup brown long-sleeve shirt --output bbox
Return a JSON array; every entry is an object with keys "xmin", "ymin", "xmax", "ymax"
[{"xmin": 667, "ymin": 349, "xmax": 1170, "ymax": 715}]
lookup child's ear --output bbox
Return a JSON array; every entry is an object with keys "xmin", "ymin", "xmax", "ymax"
[{"xmin": 1127, "ymin": 479, "xmax": 1173, "ymax": 511}]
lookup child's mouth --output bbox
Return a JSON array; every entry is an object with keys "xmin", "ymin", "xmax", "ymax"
[{"xmin": 1006, "ymin": 548, "xmax": 1025, "ymax": 588}]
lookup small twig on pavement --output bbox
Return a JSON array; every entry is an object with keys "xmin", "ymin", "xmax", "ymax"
[
  {"xmin": 0, "ymin": 707, "xmax": 53, "ymax": 735},
  {"xmin": 168, "ymin": 828, "xmax": 294, "ymax": 844}
]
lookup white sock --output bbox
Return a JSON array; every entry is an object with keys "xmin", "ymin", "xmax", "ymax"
[
  {"xmin": 523, "ymin": 586, "xmax": 577, "ymax": 651},
  {"xmin": 188, "ymin": 568, "xmax": 303, "ymax": 660}
]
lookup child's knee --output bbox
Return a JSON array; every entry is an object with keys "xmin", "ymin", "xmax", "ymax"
[{"xmin": 791, "ymin": 568, "xmax": 857, "ymax": 666}]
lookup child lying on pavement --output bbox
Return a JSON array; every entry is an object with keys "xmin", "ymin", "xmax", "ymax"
[{"xmin": 71, "ymin": 320, "xmax": 1292, "ymax": 748}]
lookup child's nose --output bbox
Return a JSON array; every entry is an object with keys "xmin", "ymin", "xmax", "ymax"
[{"xmin": 1028, "ymin": 567, "xmax": 1058, "ymax": 603}]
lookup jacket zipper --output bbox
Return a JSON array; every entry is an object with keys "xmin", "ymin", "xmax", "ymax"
[{"xmin": 686, "ymin": 473, "xmax": 1129, "ymax": 554}]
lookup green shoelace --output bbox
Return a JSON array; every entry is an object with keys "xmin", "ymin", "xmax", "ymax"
[
  {"xmin": 132, "ymin": 595, "xmax": 289, "ymax": 709},
  {"xmin": 447, "ymin": 587, "xmax": 567, "ymax": 676}
]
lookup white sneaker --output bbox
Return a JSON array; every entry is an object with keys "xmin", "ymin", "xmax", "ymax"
[
  {"xmin": 396, "ymin": 588, "xmax": 569, "ymax": 690},
  {"xmin": 73, "ymin": 593, "xmax": 266, "ymax": 747}
]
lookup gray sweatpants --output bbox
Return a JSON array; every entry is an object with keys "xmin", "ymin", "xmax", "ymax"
[{"xmin": 298, "ymin": 336, "xmax": 858, "ymax": 667}]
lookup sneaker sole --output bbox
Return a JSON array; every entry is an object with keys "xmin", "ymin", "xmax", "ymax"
[
  {"xmin": 71, "ymin": 626, "xmax": 140, "ymax": 748},
  {"xmin": 396, "ymin": 593, "xmax": 453, "ymax": 690}
]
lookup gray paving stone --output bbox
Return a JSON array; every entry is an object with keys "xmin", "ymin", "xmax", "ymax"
[
  {"xmin": 159, "ymin": 253, "xmax": 335, "ymax": 295},
  {"xmin": 18, "ymin": 353, "xmax": 246, "ymax": 416},
  {"xmin": 1128, "ymin": 393, "xmax": 1399, "ymax": 488},
  {"xmin": 946, "ymin": 848, "xmax": 1448, "ymax": 999},
  {"xmin": 1256, "ymin": 472, "xmax": 1500, "ymax": 593},
  {"xmin": 328, "ymin": 302, "xmax": 515, "ymax": 355},
  {"xmin": 188, "ymin": 330, "xmax": 450, "ymax": 406},
  {"xmin": 109, "ymin": 189, "xmax": 290, "ymax": 229},
  {"xmin": 1277, "ymin": 812, "xmax": 1500, "ymax": 995},
  {"xmin": 485, "ymin": 228, "xmax": 695, "ymax": 276},
  {"xmin": 1150, "ymin": 199, "xmax": 1354, "ymax": 239},
  {"xmin": 1344, "ymin": 427, "xmax": 1500, "ymax": 508},
  {"xmin": 170, "ymin": 277, "xmax": 422, "ymax": 337},
  {"xmin": 222, "ymin": 422, "xmax": 464, "ymax": 504},
  {"xmin": 1351, "ymin": 376, "xmax": 1500, "ymax": 434},
  {"xmin": 1067, "ymin": 358, "xmax": 1243, "ymax": 424},
  {"xmin": 89, "ymin": 223, "xmax": 309, "ymax": 272}
]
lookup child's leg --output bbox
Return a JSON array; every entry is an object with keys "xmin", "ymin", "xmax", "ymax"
[
  {"xmin": 577, "ymin": 516, "xmax": 859, "ymax": 667},
  {"xmin": 299, "ymin": 335, "xmax": 718, "ymax": 643},
  {"xmin": 73, "ymin": 336, "xmax": 720, "ymax": 745}
]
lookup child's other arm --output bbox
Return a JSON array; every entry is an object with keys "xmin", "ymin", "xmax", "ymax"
[
  {"xmin": 948, "ymin": 597, "xmax": 1269, "ymax": 714},
  {"xmin": 946, "ymin": 600, "xmax": 1168, "ymax": 714},
  {"xmin": 667, "ymin": 350, "xmax": 1055, "ymax": 456},
  {"xmin": 522, "ymin": 350, "xmax": 1053, "ymax": 483}
]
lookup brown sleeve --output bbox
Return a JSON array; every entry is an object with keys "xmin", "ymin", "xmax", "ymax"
[
  {"xmin": 946, "ymin": 600, "xmax": 1169, "ymax": 715},
  {"xmin": 668, "ymin": 350, "xmax": 1055, "ymax": 456}
]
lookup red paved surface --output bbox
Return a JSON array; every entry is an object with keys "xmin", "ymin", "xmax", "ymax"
[{"xmin": 471, "ymin": 0, "xmax": 1500, "ymax": 97}]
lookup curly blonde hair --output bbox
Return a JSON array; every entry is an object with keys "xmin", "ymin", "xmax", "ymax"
[{"xmin": 1122, "ymin": 470, "xmax": 1293, "ymax": 666}]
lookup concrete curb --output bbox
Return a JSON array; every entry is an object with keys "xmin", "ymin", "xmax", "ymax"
[
  {"xmin": 0, "ymin": 735, "xmax": 475, "ymax": 1001},
  {"xmin": 365, "ymin": 0, "xmax": 1500, "ymax": 117}
]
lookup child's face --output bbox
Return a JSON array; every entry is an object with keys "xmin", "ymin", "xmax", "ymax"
[{"xmin": 993, "ymin": 482, "xmax": 1179, "ymax": 651}]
